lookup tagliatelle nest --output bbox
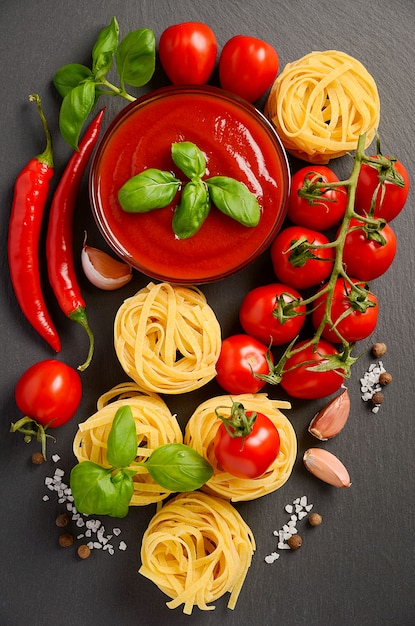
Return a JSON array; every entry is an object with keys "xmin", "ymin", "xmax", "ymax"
[
  {"xmin": 114, "ymin": 282, "xmax": 221, "ymax": 394},
  {"xmin": 265, "ymin": 50, "xmax": 380, "ymax": 163}
]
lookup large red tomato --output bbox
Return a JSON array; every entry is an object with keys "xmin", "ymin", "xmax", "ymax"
[
  {"xmin": 239, "ymin": 283, "xmax": 306, "ymax": 346},
  {"xmin": 219, "ymin": 35, "xmax": 279, "ymax": 102},
  {"xmin": 311, "ymin": 278, "xmax": 379, "ymax": 343},
  {"xmin": 354, "ymin": 156, "xmax": 410, "ymax": 222},
  {"xmin": 158, "ymin": 22, "xmax": 217, "ymax": 85},
  {"xmin": 280, "ymin": 339, "xmax": 344, "ymax": 400}
]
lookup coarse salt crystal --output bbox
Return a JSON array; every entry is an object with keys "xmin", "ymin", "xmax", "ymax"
[
  {"xmin": 284, "ymin": 504, "xmax": 293, "ymax": 514},
  {"xmin": 42, "ymin": 495, "xmax": 49, "ymax": 501},
  {"xmin": 265, "ymin": 552, "xmax": 279, "ymax": 564},
  {"xmin": 113, "ymin": 528, "xmax": 121, "ymax": 536},
  {"xmin": 52, "ymin": 454, "xmax": 61, "ymax": 462}
]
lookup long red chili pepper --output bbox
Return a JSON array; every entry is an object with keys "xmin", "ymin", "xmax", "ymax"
[
  {"xmin": 8, "ymin": 94, "xmax": 61, "ymax": 352},
  {"xmin": 46, "ymin": 107, "xmax": 105, "ymax": 371}
]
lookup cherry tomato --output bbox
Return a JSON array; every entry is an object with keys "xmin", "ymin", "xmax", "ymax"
[
  {"xmin": 215, "ymin": 334, "xmax": 272, "ymax": 394},
  {"xmin": 341, "ymin": 218, "xmax": 397, "ymax": 281},
  {"xmin": 311, "ymin": 278, "xmax": 379, "ymax": 343},
  {"xmin": 280, "ymin": 339, "xmax": 344, "ymax": 400},
  {"xmin": 239, "ymin": 283, "xmax": 306, "ymax": 346},
  {"xmin": 288, "ymin": 166, "xmax": 348, "ymax": 230},
  {"xmin": 355, "ymin": 156, "xmax": 410, "ymax": 222},
  {"xmin": 158, "ymin": 22, "xmax": 217, "ymax": 85},
  {"xmin": 271, "ymin": 226, "xmax": 335, "ymax": 290},
  {"xmin": 214, "ymin": 408, "xmax": 280, "ymax": 479},
  {"xmin": 219, "ymin": 35, "xmax": 279, "ymax": 103},
  {"xmin": 15, "ymin": 360, "xmax": 82, "ymax": 428}
]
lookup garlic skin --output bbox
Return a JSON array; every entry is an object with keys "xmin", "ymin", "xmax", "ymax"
[
  {"xmin": 81, "ymin": 240, "xmax": 133, "ymax": 290},
  {"xmin": 303, "ymin": 448, "xmax": 351, "ymax": 488},
  {"xmin": 308, "ymin": 388, "xmax": 350, "ymax": 440}
]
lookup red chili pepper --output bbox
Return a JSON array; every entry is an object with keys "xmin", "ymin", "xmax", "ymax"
[
  {"xmin": 7, "ymin": 94, "xmax": 61, "ymax": 352},
  {"xmin": 46, "ymin": 107, "xmax": 105, "ymax": 371}
]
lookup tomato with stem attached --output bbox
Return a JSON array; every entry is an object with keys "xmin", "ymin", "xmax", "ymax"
[
  {"xmin": 354, "ymin": 155, "xmax": 410, "ymax": 222},
  {"xmin": 239, "ymin": 283, "xmax": 306, "ymax": 346},
  {"xmin": 215, "ymin": 334, "xmax": 272, "ymax": 394},
  {"xmin": 311, "ymin": 278, "xmax": 379, "ymax": 343},
  {"xmin": 280, "ymin": 339, "xmax": 344, "ymax": 400},
  {"xmin": 214, "ymin": 401, "xmax": 280, "ymax": 478},
  {"xmin": 341, "ymin": 217, "xmax": 397, "ymax": 281},
  {"xmin": 288, "ymin": 165, "xmax": 348, "ymax": 230},
  {"xmin": 219, "ymin": 35, "xmax": 279, "ymax": 103},
  {"xmin": 271, "ymin": 225, "xmax": 335, "ymax": 290},
  {"xmin": 158, "ymin": 22, "xmax": 217, "ymax": 85}
]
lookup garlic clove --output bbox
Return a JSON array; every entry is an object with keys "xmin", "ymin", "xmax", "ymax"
[
  {"xmin": 303, "ymin": 447, "xmax": 351, "ymax": 488},
  {"xmin": 308, "ymin": 387, "xmax": 350, "ymax": 440},
  {"xmin": 81, "ymin": 238, "xmax": 133, "ymax": 290}
]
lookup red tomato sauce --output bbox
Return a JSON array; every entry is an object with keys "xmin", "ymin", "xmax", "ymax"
[{"xmin": 90, "ymin": 86, "xmax": 289, "ymax": 283}]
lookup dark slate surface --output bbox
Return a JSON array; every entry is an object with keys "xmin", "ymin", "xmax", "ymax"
[{"xmin": 0, "ymin": 1, "xmax": 414, "ymax": 624}]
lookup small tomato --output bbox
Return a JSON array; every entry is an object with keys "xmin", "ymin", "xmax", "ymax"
[
  {"xmin": 215, "ymin": 334, "xmax": 272, "ymax": 394},
  {"xmin": 341, "ymin": 218, "xmax": 397, "ymax": 281}
]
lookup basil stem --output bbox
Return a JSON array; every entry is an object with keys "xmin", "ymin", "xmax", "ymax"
[
  {"xmin": 139, "ymin": 443, "xmax": 213, "ymax": 492},
  {"xmin": 118, "ymin": 169, "xmax": 181, "ymax": 213},
  {"xmin": 206, "ymin": 176, "xmax": 261, "ymax": 227},
  {"xmin": 172, "ymin": 179, "xmax": 211, "ymax": 239}
]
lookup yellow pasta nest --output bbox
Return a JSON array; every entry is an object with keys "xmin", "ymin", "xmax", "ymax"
[
  {"xmin": 265, "ymin": 50, "xmax": 380, "ymax": 163},
  {"xmin": 72, "ymin": 382, "xmax": 183, "ymax": 506},
  {"xmin": 139, "ymin": 491, "xmax": 255, "ymax": 614},
  {"xmin": 114, "ymin": 282, "xmax": 221, "ymax": 394},
  {"xmin": 184, "ymin": 393, "xmax": 297, "ymax": 502}
]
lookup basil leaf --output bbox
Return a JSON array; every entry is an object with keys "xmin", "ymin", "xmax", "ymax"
[
  {"xmin": 206, "ymin": 176, "xmax": 261, "ymax": 227},
  {"xmin": 118, "ymin": 168, "xmax": 181, "ymax": 213},
  {"xmin": 144, "ymin": 443, "xmax": 213, "ymax": 492},
  {"xmin": 53, "ymin": 63, "xmax": 93, "ymax": 98},
  {"xmin": 171, "ymin": 141, "xmax": 206, "ymax": 180},
  {"xmin": 172, "ymin": 180, "xmax": 210, "ymax": 239},
  {"xmin": 69, "ymin": 461, "xmax": 128, "ymax": 517},
  {"xmin": 92, "ymin": 16, "xmax": 119, "ymax": 80},
  {"xmin": 59, "ymin": 80, "xmax": 96, "ymax": 150},
  {"xmin": 116, "ymin": 28, "xmax": 156, "ymax": 88},
  {"xmin": 107, "ymin": 469, "xmax": 135, "ymax": 517},
  {"xmin": 106, "ymin": 406, "xmax": 137, "ymax": 468}
]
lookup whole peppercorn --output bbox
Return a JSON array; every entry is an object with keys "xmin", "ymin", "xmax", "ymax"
[
  {"xmin": 372, "ymin": 391, "xmax": 385, "ymax": 406},
  {"xmin": 77, "ymin": 544, "xmax": 91, "ymax": 560},
  {"xmin": 31, "ymin": 451, "xmax": 44, "ymax": 465},
  {"xmin": 58, "ymin": 533, "xmax": 74, "ymax": 548},
  {"xmin": 372, "ymin": 342, "xmax": 387, "ymax": 358},
  {"xmin": 308, "ymin": 512, "xmax": 323, "ymax": 527},
  {"xmin": 287, "ymin": 534, "xmax": 302, "ymax": 550},
  {"xmin": 55, "ymin": 513, "xmax": 70, "ymax": 528},
  {"xmin": 379, "ymin": 372, "xmax": 392, "ymax": 386}
]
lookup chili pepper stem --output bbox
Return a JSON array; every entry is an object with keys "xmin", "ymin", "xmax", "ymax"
[
  {"xmin": 70, "ymin": 307, "xmax": 95, "ymax": 371},
  {"xmin": 28, "ymin": 94, "xmax": 54, "ymax": 169}
]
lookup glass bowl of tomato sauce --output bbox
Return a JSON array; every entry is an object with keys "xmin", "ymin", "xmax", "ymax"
[{"xmin": 89, "ymin": 85, "xmax": 290, "ymax": 283}]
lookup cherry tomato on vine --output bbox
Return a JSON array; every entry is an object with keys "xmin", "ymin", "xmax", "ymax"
[
  {"xmin": 280, "ymin": 339, "xmax": 344, "ymax": 400},
  {"xmin": 288, "ymin": 166, "xmax": 348, "ymax": 230},
  {"xmin": 15, "ymin": 359, "xmax": 82, "ymax": 428},
  {"xmin": 239, "ymin": 283, "xmax": 306, "ymax": 346},
  {"xmin": 271, "ymin": 226, "xmax": 335, "ymax": 290},
  {"xmin": 341, "ymin": 218, "xmax": 397, "ymax": 281},
  {"xmin": 219, "ymin": 35, "xmax": 279, "ymax": 103},
  {"xmin": 158, "ymin": 22, "xmax": 217, "ymax": 85},
  {"xmin": 215, "ymin": 334, "xmax": 272, "ymax": 394},
  {"xmin": 311, "ymin": 278, "xmax": 379, "ymax": 343},
  {"xmin": 354, "ymin": 156, "xmax": 410, "ymax": 222},
  {"xmin": 214, "ymin": 402, "xmax": 280, "ymax": 479}
]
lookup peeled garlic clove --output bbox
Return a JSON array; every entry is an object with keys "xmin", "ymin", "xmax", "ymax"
[
  {"xmin": 81, "ymin": 239, "xmax": 132, "ymax": 290},
  {"xmin": 308, "ymin": 387, "xmax": 350, "ymax": 440},
  {"xmin": 303, "ymin": 448, "xmax": 351, "ymax": 488}
]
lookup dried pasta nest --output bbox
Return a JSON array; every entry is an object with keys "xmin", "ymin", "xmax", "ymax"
[
  {"xmin": 114, "ymin": 282, "xmax": 221, "ymax": 394},
  {"xmin": 184, "ymin": 393, "xmax": 297, "ymax": 502},
  {"xmin": 72, "ymin": 383, "xmax": 183, "ymax": 506},
  {"xmin": 265, "ymin": 50, "xmax": 380, "ymax": 163},
  {"xmin": 139, "ymin": 491, "xmax": 255, "ymax": 614}
]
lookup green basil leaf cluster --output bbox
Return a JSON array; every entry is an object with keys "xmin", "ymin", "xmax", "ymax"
[
  {"xmin": 69, "ymin": 404, "xmax": 213, "ymax": 518},
  {"xmin": 53, "ymin": 17, "xmax": 155, "ymax": 149},
  {"xmin": 118, "ymin": 141, "xmax": 261, "ymax": 238}
]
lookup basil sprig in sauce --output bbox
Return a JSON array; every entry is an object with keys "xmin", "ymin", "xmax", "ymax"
[{"xmin": 118, "ymin": 141, "xmax": 261, "ymax": 239}]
